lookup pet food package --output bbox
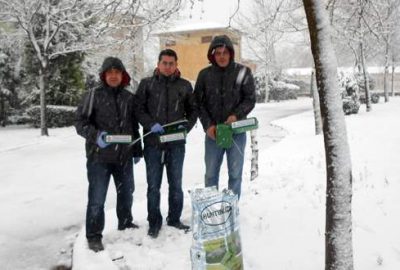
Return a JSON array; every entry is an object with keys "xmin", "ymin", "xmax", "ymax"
[{"xmin": 190, "ymin": 187, "xmax": 243, "ymax": 270}]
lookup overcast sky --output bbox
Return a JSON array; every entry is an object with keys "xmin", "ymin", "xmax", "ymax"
[{"xmin": 177, "ymin": 0, "xmax": 246, "ymax": 26}]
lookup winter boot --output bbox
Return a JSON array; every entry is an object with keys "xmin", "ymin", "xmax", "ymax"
[
  {"xmin": 87, "ymin": 238, "xmax": 104, "ymax": 252},
  {"xmin": 148, "ymin": 225, "xmax": 161, "ymax": 238},
  {"xmin": 118, "ymin": 222, "xmax": 139, "ymax": 231},
  {"xmin": 167, "ymin": 220, "xmax": 190, "ymax": 232}
]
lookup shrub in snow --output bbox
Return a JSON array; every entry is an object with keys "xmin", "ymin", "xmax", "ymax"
[
  {"xmin": 282, "ymin": 77, "xmax": 311, "ymax": 96},
  {"xmin": 254, "ymin": 75, "xmax": 268, "ymax": 103},
  {"xmin": 7, "ymin": 110, "xmax": 31, "ymax": 125},
  {"xmin": 27, "ymin": 105, "xmax": 77, "ymax": 128},
  {"xmin": 338, "ymin": 72, "xmax": 360, "ymax": 115},
  {"xmin": 268, "ymin": 80, "xmax": 299, "ymax": 101},
  {"xmin": 356, "ymin": 72, "xmax": 375, "ymax": 92},
  {"xmin": 342, "ymin": 98, "xmax": 360, "ymax": 115},
  {"xmin": 359, "ymin": 91, "xmax": 380, "ymax": 104}
]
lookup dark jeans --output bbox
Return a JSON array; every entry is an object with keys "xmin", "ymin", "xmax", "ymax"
[
  {"xmin": 204, "ymin": 132, "xmax": 246, "ymax": 198},
  {"xmin": 85, "ymin": 159, "xmax": 134, "ymax": 240},
  {"xmin": 144, "ymin": 144, "xmax": 185, "ymax": 227}
]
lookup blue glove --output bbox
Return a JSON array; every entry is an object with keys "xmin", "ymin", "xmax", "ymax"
[
  {"xmin": 96, "ymin": 131, "xmax": 110, "ymax": 148},
  {"xmin": 150, "ymin": 123, "xmax": 164, "ymax": 134},
  {"xmin": 133, "ymin": 157, "xmax": 141, "ymax": 164}
]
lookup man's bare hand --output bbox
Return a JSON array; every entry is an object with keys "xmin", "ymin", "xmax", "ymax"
[
  {"xmin": 225, "ymin": 115, "xmax": 237, "ymax": 124},
  {"xmin": 206, "ymin": 125, "xmax": 216, "ymax": 140}
]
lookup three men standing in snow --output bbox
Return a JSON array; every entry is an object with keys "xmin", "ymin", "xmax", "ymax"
[{"xmin": 75, "ymin": 35, "xmax": 255, "ymax": 252}]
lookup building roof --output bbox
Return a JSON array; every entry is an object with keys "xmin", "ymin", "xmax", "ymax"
[{"xmin": 154, "ymin": 21, "xmax": 240, "ymax": 36}]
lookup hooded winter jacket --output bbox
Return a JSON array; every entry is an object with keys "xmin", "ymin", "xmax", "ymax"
[
  {"xmin": 134, "ymin": 69, "xmax": 197, "ymax": 147},
  {"xmin": 194, "ymin": 35, "xmax": 256, "ymax": 131},
  {"xmin": 75, "ymin": 57, "xmax": 143, "ymax": 163}
]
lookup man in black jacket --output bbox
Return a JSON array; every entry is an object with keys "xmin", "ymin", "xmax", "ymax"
[
  {"xmin": 135, "ymin": 49, "xmax": 197, "ymax": 238},
  {"xmin": 75, "ymin": 57, "xmax": 143, "ymax": 252},
  {"xmin": 194, "ymin": 35, "xmax": 256, "ymax": 198}
]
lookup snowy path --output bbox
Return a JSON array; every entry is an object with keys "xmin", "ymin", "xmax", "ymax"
[{"xmin": 0, "ymin": 98, "xmax": 312, "ymax": 269}]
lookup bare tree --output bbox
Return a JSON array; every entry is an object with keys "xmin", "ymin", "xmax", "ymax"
[
  {"xmin": 391, "ymin": 25, "xmax": 400, "ymax": 96},
  {"xmin": 329, "ymin": 0, "xmax": 385, "ymax": 112},
  {"xmin": 0, "ymin": 0, "xmax": 182, "ymax": 135},
  {"xmin": 369, "ymin": 0, "xmax": 400, "ymax": 102},
  {"xmin": 303, "ymin": 1, "xmax": 354, "ymax": 269},
  {"xmin": 236, "ymin": 0, "xmax": 302, "ymax": 101},
  {"xmin": 1, "ymin": 0, "xmax": 106, "ymax": 135}
]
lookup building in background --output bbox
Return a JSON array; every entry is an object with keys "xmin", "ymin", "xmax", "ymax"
[{"xmin": 155, "ymin": 22, "xmax": 243, "ymax": 82}]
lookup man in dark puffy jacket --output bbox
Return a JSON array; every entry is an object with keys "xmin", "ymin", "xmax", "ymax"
[
  {"xmin": 194, "ymin": 35, "xmax": 256, "ymax": 198},
  {"xmin": 75, "ymin": 57, "xmax": 143, "ymax": 252},
  {"xmin": 135, "ymin": 49, "xmax": 197, "ymax": 238}
]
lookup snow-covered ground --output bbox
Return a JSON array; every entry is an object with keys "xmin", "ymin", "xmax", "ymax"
[
  {"xmin": 0, "ymin": 99, "xmax": 310, "ymax": 269},
  {"xmin": 71, "ymin": 97, "xmax": 400, "ymax": 270}
]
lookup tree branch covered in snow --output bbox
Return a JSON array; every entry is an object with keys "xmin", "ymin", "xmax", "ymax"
[
  {"xmin": 236, "ymin": 0, "xmax": 303, "ymax": 75},
  {"xmin": 0, "ymin": 0, "xmax": 182, "ymax": 60},
  {"xmin": 0, "ymin": 0, "xmax": 182, "ymax": 135}
]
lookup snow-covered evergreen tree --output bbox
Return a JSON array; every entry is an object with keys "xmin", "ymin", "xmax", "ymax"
[{"xmin": 0, "ymin": 29, "xmax": 24, "ymax": 125}]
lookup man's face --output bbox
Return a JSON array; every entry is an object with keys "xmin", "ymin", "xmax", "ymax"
[
  {"xmin": 105, "ymin": 68, "xmax": 123, "ymax": 88},
  {"xmin": 214, "ymin": 46, "xmax": 231, "ymax": 68},
  {"xmin": 158, "ymin": 55, "xmax": 177, "ymax": 77}
]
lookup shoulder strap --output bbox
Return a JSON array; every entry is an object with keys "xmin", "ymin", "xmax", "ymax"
[
  {"xmin": 82, "ymin": 88, "xmax": 96, "ymax": 119},
  {"xmin": 235, "ymin": 66, "xmax": 247, "ymax": 89}
]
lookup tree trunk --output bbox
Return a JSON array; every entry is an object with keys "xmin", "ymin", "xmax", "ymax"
[
  {"xmin": 311, "ymin": 70, "xmax": 322, "ymax": 135},
  {"xmin": 0, "ymin": 93, "xmax": 6, "ymax": 127},
  {"xmin": 383, "ymin": 42, "xmax": 390, "ymax": 102},
  {"xmin": 302, "ymin": 1, "xmax": 354, "ymax": 270},
  {"xmin": 39, "ymin": 66, "xmax": 49, "ymax": 136},
  {"xmin": 360, "ymin": 42, "xmax": 372, "ymax": 112},
  {"xmin": 391, "ymin": 65, "xmax": 395, "ymax": 97},
  {"xmin": 264, "ymin": 72, "xmax": 270, "ymax": 103},
  {"xmin": 250, "ymin": 129, "xmax": 258, "ymax": 181}
]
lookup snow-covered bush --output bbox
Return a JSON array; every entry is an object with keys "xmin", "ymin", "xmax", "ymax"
[
  {"xmin": 282, "ymin": 77, "xmax": 310, "ymax": 96},
  {"xmin": 338, "ymin": 72, "xmax": 360, "ymax": 115},
  {"xmin": 359, "ymin": 90, "xmax": 380, "ymax": 104},
  {"xmin": 7, "ymin": 114, "xmax": 31, "ymax": 125},
  {"xmin": 342, "ymin": 98, "xmax": 360, "ymax": 115},
  {"xmin": 356, "ymin": 72, "xmax": 375, "ymax": 92},
  {"xmin": 254, "ymin": 75, "xmax": 268, "ymax": 103},
  {"xmin": 27, "ymin": 105, "xmax": 77, "ymax": 128},
  {"xmin": 268, "ymin": 80, "xmax": 299, "ymax": 101}
]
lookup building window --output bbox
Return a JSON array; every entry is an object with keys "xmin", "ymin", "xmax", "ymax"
[
  {"xmin": 201, "ymin": 36, "xmax": 212, "ymax": 43},
  {"xmin": 165, "ymin": 39, "xmax": 176, "ymax": 47}
]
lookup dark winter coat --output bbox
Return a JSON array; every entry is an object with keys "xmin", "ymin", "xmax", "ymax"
[
  {"xmin": 194, "ymin": 35, "xmax": 256, "ymax": 130},
  {"xmin": 134, "ymin": 69, "xmax": 197, "ymax": 147},
  {"xmin": 75, "ymin": 57, "xmax": 143, "ymax": 163}
]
